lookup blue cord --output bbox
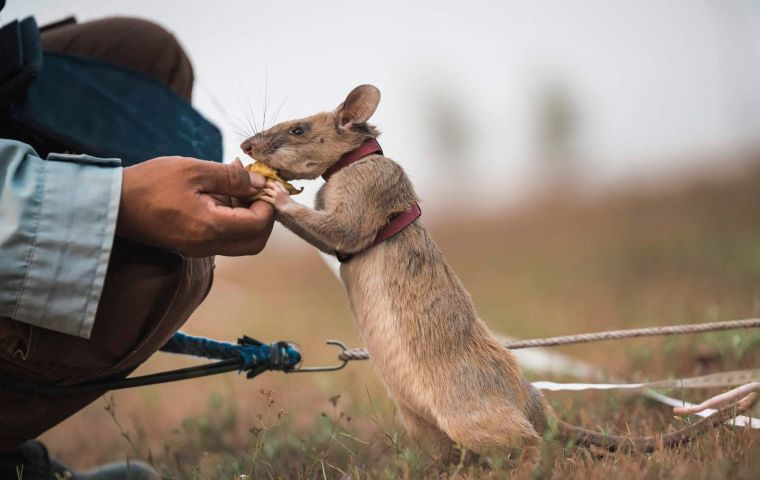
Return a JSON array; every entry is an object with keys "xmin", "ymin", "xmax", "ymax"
[
  {"xmin": 160, "ymin": 331, "xmax": 301, "ymax": 371},
  {"xmin": 0, "ymin": 331, "xmax": 303, "ymax": 395}
]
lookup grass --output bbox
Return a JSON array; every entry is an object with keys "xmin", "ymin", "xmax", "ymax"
[{"xmin": 40, "ymin": 159, "xmax": 760, "ymax": 478}]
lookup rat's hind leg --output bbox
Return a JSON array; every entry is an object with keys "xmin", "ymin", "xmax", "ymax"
[
  {"xmin": 437, "ymin": 405, "xmax": 542, "ymax": 468},
  {"xmin": 397, "ymin": 402, "xmax": 482, "ymax": 465},
  {"xmin": 396, "ymin": 402, "xmax": 451, "ymax": 450}
]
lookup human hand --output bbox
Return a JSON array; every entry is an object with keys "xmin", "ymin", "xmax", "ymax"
[{"xmin": 117, "ymin": 156, "xmax": 274, "ymax": 257}]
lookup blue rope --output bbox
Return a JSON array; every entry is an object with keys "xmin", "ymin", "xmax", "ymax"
[
  {"xmin": 0, "ymin": 332, "xmax": 303, "ymax": 395},
  {"xmin": 160, "ymin": 331, "xmax": 301, "ymax": 372}
]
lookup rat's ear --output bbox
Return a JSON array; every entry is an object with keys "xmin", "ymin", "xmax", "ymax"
[{"xmin": 336, "ymin": 84, "xmax": 380, "ymax": 131}]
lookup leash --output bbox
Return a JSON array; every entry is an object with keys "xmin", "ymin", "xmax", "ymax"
[
  {"xmin": 0, "ymin": 332, "xmax": 345, "ymax": 395},
  {"xmin": 2, "ymin": 318, "xmax": 758, "ymax": 396},
  {"xmin": 317, "ymin": 316, "xmax": 760, "ymax": 429},
  {"xmin": 332, "ymin": 317, "xmax": 760, "ymax": 363},
  {"xmin": 320, "ymin": 138, "xmax": 422, "ymax": 263}
]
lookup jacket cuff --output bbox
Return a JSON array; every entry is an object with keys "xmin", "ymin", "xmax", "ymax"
[{"xmin": 14, "ymin": 153, "xmax": 122, "ymax": 338}]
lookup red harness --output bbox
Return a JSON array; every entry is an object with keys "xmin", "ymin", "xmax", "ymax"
[{"xmin": 323, "ymin": 138, "xmax": 422, "ymax": 263}]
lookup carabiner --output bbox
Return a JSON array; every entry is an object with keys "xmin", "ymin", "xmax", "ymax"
[{"xmin": 287, "ymin": 340, "xmax": 350, "ymax": 373}]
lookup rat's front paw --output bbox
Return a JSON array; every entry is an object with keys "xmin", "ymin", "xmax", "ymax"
[{"xmin": 260, "ymin": 180, "xmax": 295, "ymax": 211}]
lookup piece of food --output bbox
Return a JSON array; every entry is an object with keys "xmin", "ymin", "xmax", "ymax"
[{"xmin": 240, "ymin": 158, "xmax": 304, "ymax": 199}]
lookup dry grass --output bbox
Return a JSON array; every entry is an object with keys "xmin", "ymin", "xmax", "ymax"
[{"xmin": 40, "ymin": 160, "xmax": 760, "ymax": 479}]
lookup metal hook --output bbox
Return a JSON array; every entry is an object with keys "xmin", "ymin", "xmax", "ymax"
[{"xmin": 287, "ymin": 340, "xmax": 349, "ymax": 373}]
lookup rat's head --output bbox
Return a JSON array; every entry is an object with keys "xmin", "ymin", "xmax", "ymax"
[{"xmin": 241, "ymin": 84, "xmax": 381, "ymax": 180}]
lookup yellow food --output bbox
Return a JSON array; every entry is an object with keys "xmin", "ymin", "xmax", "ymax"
[{"xmin": 242, "ymin": 159, "xmax": 304, "ymax": 199}]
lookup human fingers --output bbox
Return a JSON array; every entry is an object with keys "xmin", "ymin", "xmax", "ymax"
[
  {"xmin": 195, "ymin": 160, "xmax": 266, "ymax": 196},
  {"xmin": 199, "ymin": 202, "xmax": 275, "ymax": 256},
  {"xmin": 201, "ymin": 237, "xmax": 271, "ymax": 257},
  {"xmin": 207, "ymin": 199, "xmax": 275, "ymax": 240}
]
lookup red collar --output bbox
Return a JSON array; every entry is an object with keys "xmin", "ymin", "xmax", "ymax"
[
  {"xmin": 327, "ymin": 139, "xmax": 422, "ymax": 263},
  {"xmin": 322, "ymin": 138, "xmax": 383, "ymax": 181}
]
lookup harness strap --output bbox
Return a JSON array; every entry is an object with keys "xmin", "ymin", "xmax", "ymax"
[
  {"xmin": 323, "ymin": 139, "xmax": 422, "ymax": 263},
  {"xmin": 336, "ymin": 203, "xmax": 422, "ymax": 263}
]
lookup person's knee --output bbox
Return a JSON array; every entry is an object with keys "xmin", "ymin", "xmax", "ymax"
[{"xmin": 41, "ymin": 16, "xmax": 195, "ymax": 100}]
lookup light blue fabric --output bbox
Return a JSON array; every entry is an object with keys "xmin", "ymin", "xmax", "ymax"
[{"xmin": 0, "ymin": 139, "xmax": 122, "ymax": 338}]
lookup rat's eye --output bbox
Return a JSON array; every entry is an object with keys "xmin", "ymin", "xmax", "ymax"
[{"xmin": 289, "ymin": 126, "xmax": 305, "ymax": 136}]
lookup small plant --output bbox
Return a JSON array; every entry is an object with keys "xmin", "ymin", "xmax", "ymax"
[
  {"xmin": 246, "ymin": 388, "xmax": 290, "ymax": 477},
  {"xmin": 104, "ymin": 395, "xmax": 155, "ymax": 466}
]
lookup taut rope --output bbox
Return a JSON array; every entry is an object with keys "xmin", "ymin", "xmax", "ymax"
[{"xmin": 335, "ymin": 318, "xmax": 760, "ymax": 362}]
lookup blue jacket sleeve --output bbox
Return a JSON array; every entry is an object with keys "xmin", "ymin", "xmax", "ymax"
[{"xmin": 0, "ymin": 139, "xmax": 122, "ymax": 338}]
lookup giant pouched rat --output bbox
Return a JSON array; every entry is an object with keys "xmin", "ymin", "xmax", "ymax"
[{"xmin": 243, "ymin": 84, "xmax": 753, "ymax": 465}]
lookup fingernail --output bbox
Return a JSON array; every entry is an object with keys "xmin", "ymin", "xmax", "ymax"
[{"xmin": 249, "ymin": 172, "xmax": 266, "ymax": 188}]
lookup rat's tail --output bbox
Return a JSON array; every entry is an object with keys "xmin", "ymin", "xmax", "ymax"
[{"xmin": 556, "ymin": 397, "xmax": 753, "ymax": 452}]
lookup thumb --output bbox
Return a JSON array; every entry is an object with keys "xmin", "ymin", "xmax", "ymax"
[{"xmin": 196, "ymin": 161, "xmax": 266, "ymax": 196}]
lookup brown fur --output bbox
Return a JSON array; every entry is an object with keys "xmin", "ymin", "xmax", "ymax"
[{"xmin": 245, "ymin": 85, "xmax": 751, "ymax": 466}]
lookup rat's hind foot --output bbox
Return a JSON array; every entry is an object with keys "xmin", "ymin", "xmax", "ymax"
[{"xmin": 437, "ymin": 405, "xmax": 543, "ymax": 471}]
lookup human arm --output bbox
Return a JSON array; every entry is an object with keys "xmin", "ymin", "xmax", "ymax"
[{"xmin": 0, "ymin": 141, "xmax": 273, "ymax": 338}]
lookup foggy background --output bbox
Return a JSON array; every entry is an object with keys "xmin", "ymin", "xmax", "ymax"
[{"xmin": 4, "ymin": 0, "xmax": 760, "ymax": 218}]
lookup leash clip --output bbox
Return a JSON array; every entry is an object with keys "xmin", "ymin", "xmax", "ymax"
[{"xmin": 287, "ymin": 340, "xmax": 349, "ymax": 373}]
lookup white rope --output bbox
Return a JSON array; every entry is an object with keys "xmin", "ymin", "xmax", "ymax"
[
  {"xmin": 646, "ymin": 389, "xmax": 760, "ymax": 429},
  {"xmin": 533, "ymin": 369, "xmax": 760, "ymax": 392}
]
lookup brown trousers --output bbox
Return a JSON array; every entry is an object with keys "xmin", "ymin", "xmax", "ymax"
[{"xmin": 0, "ymin": 18, "xmax": 213, "ymax": 449}]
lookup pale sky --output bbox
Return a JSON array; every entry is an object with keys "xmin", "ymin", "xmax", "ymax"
[{"xmin": 4, "ymin": 0, "xmax": 760, "ymax": 212}]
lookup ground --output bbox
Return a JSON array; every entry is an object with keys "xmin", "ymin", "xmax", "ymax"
[{"xmin": 41, "ymin": 158, "xmax": 760, "ymax": 479}]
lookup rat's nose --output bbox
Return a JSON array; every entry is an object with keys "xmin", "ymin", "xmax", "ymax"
[
  {"xmin": 240, "ymin": 138, "xmax": 254, "ymax": 155},
  {"xmin": 241, "ymin": 136, "xmax": 267, "ymax": 156}
]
